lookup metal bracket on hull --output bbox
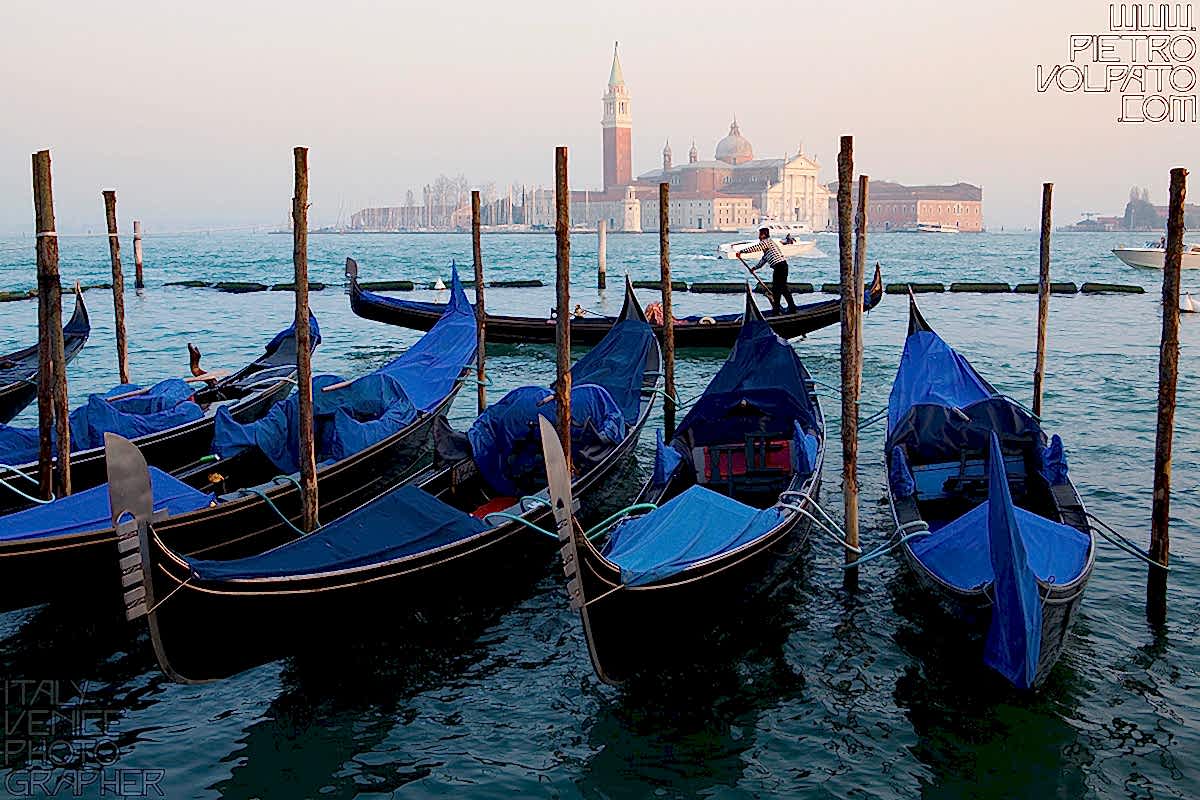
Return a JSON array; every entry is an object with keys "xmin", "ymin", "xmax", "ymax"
[{"xmin": 539, "ymin": 416, "xmax": 587, "ymax": 612}]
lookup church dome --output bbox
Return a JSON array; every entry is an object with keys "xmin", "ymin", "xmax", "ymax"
[{"xmin": 715, "ymin": 118, "xmax": 754, "ymax": 165}]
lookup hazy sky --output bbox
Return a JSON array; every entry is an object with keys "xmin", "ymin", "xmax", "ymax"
[{"xmin": 1, "ymin": 0, "xmax": 1195, "ymax": 232}]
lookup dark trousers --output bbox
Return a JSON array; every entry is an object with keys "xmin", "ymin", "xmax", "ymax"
[{"xmin": 771, "ymin": 261, "xmax": 796, "ymax": 313}]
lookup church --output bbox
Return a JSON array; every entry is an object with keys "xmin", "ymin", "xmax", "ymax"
[{"xmin": 550, "ymin": 43, "xmax": 832, "ymax": 233}]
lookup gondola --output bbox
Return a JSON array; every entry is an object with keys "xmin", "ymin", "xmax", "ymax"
[
  {"xmin": 884, "ymin": 294, "xmax": 1095, "ymax": 689},
  {"xmin": 107, "ymin": 277, "xmax": 660, "ymax": 682},
  {"xmin": 0, "ymin": 314, "xmax": 308, "ymax": 516},
  {"xmin": 347, "ymin": 257, "xmax": 883, "ymax": 348},
  {"xmin": 0, "ymin": 287, "xmax": 90, "ymax": 424},
  {"xmin": 542, "ymin": 289, "xmax": 826, "ymax": 685},
  {"xmin": 0, "ymin": 270, "xmax": 479, "ymax": 612}
]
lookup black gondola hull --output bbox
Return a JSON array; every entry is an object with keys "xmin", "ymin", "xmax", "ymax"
[
  {"xmin": 0, "ymin": 388, "xmax": 458, "ymax": 612},
  {"xmin": 349, "ymin": 266, "xmax": 884, "ymax": 348},
  {"xmin": 573, "ymin": 477, "xmax": 818, "ymax": 685},
  {"xmin": 0, "ymin": 291, "xmax": 90, "ymax": 424}
]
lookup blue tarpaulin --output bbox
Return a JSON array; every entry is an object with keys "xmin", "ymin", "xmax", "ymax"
[
  {"xmin": 467, "ymin": 384, "xmax": 624, "ymax": 497},
  {"xmin": 570, "ymin": 319, "xmax": 656, "ymax": 423},
  {"xmin": 188, "ymin": 484, "xmax": 488, "ymax": 581},
  {"xmin": 265, "ymin": 312, "xmax": 321, "ymax": 355},
  {"xmin": 651, "ymin": 430, "xmax": 684, "ymax": 487},
  {"xmin": 673, "ymin": 318, "xmax": 817, "ymax": 448},
  {"xmin": 0, "ymin": 467, "xmax": 213, "ymax": 542},
  {"xmin": 886, "ymin": 329, "xmax": 995, "ymax": 436},
  {"xmin": 0, "ymin": 379, "xmax": 203, "ymax": 465},
  {"xmin": 212, "ymin": 267, "xmax": 477, "ymax": 473},
  {"xmin": 907, "ymin": 433, "xmax": 1091, "ymax": 688},
  {"xmin": 601, "ymin": 484, "xmax": 784, "ymax": 586}
]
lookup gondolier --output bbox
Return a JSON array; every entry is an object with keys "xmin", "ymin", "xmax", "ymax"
[{"xmin": 736, "ymin": 228, "xmax": 797, "ymax": 314}]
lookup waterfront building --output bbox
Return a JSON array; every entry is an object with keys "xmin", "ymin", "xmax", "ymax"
[{"xmin": 826, "ymin": 180, "xmax": 984, "ymax": 232}]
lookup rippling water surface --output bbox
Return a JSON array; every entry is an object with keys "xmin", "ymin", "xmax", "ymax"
[{"xmin": 0, "ymin": 230, "xmax": 1196, "ymax": 798}]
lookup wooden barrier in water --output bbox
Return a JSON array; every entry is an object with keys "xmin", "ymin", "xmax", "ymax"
[
  {"xmin": 554, "ymin": 146, "xmax": 572, "ymax": 475},
  {"xmin": 292, "ymin": 146, "xmax": 318, "ymax": 533},
  {"xmin": 659, "ymin": 182, "xmax": 677, "ymax": 439},
  {"xmin": 838, "ymin": 138, "xmax": 861, "ymax": 586},
  {"xmin": 1033, "ymin": 182, "xmax": 1053, "ymax": 419},
  {"xmin": 103, "ymin": 190, "xmax": 131, "ymax": 385},
  {"xmin": 1147, "ymin": 166, "xmax": 1186, "ymax": 623},
  {"xmin": 472, "ymin": 190, "xmax": 487, "ymax": 414},
  {"xmin": 32, "ymin": 150, "xmax": 71, "ymax": 498},
  {"xmin": 133, "ymin": 220, "xmax": 145, "ymax": 290}
]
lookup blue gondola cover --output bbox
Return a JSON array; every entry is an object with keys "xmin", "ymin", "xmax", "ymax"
[
  {"xmin": 0, "ymin": 379, "xmax": 203, "ymax": 465},
  {"xmin": 0, "ymin": 467, "xmax": 213, "ymax": 542},
  {"xmin": 907, "ymin": 434, "xmax": 1091, "ymax": 688},
  {"xmin": 468, "ymin": 384, "xmax": 625, "ymax": 497},
  {"xmin": 212, "ymin": 267, "xmax": 477, "ymax": 473},
  {"xmin": 651, "ymin": 430, "xmax": 684, "ymax": 487},
  {"xmin": 673, "ymin": 318, "xmax": 817, "ymax": 447},
  {"xmin": 570, "ymin": 319, "xmax": 656, "ymax": 423},
  {"xmin": 601, "ymin": 485, "xmax": 784, "ymax": 586},
  {"xmin": 188, "ymin": 484, "xmax": 488, "ymax": 581}
]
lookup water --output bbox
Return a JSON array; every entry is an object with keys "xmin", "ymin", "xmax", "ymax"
[{"xmin": 0, "ymin": 230, "xmax": 1196, "ymax": 799}]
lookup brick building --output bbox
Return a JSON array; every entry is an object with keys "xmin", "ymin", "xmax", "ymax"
[{"xmin": 827, "ymin": 180, "xmax": 984, "ymax": 232}]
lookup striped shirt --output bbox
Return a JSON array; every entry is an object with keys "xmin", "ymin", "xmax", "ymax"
[{"xmin": 738, "ymin": 238, "xmax": 787, "ymax": 269}]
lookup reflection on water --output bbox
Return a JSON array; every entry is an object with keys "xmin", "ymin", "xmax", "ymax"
[{"xmin": 0, "ymin": 232, "xmax": 1195, "ymax": 798}]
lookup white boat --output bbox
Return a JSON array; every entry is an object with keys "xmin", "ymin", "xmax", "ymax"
[
  {"xmin": 717, "ymin": 237, "xmax": 817, "ymax": 260},
  {"xmin": 1183, "ymin": 292, "xmax": 1197, "ymax": 313},
  {"xmin": 735, "ymin": 220, "xmax": 812, "ymax": 236},
  {"xmin": 917, "ymin": 223, "xmax": 960, "ymax": 234},
  {"xmin": 1112, "ymin": 245, "xmax": 1200, "ymax": 270}
]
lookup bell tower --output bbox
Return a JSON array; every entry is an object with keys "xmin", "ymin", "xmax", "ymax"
[{"xmin": 601, "ymin": 42, "xmax": 632, "ymax": 191}]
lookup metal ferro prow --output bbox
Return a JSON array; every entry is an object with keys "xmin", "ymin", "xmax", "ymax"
[
  {"xmin": 105, "ymin": 433, "xmax": 165, "ymax": 621},
  {"xmin": 538, "ymin": 416, "xmax": 584, "ymax": 611}
]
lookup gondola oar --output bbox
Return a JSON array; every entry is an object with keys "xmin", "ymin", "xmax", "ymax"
[{"xmin": 735, "ymin": 253, "xmax": 776, "ymax": 306}]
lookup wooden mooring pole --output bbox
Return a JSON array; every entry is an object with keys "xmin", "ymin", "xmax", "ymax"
[
  {"xmin": 103, "ymin": 190, "xmax": 130, "ymax": 385},
  {"xmin": 659, "ymin": 182, "xmax": 677, "ymax": 439},
  {"xmin": 1033, "ymin": 182, "xmax": 1053, "ymax": 418},
  {"xmin": 292, "ymin": 146, "xmax": 318, "ymax": 533},
  {"xmin": 133, "ymin": 220, "xmax": 145, "ymax": 291},
  {"xmin": 838, "ymin": 137, "xmax": 860, "ymax": 587},
  {"xmin": 32, "ymin": 150, "xmax": 71, "ymax": 498},
  {"xmin": 597, "ymin": 218, "xmax": 607, "ymax": 290},
  {"xmin": 554, "ymin": 146, "xmax": 573, "ymax": 475},
  {"xmin": 472, "ymin": 189, "xmax": 487, "ymax": 413},
  {"xmin": 1147, "ymin": 167, "xmax": 1187, "ymax": 623}
]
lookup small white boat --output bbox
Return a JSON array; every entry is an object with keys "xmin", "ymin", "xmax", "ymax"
[
  {"xmin": 717, "ymin": 237, "xmax": 817, "ymax": 260},
  {"xmin": 1112, "ymin": 245, "xmax": 1200, "ymax": 270},
  {"xmin": 917, "ymin": 223, "xmax": 961, "ymax": 234},
  {"xmin": 1183, "ymin": 292, "xmax": 1197, "ymax": 313},
  {"xmin": 736, "ymin": 220, "xmax": 812, "ymax": 237}
]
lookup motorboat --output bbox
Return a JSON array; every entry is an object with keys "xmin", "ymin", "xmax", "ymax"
[
  {"xmin": 1112, "ymin": 244, "xmax": 1200, "ymax": 270},
  {"xmin": 717, "ymin": 237, "xmax": 816, "ymax": 260},
  {"xmin": 735, "ymin": 220, "xmax": 812, "ymax": 236}
]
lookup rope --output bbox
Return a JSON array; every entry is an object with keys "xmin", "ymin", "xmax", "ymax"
[
  {"xmin": 0, "ymin": 464, "xmax": 53, "ymax": 505},
  {"xmin": 844, "ymin": 521, "xmax": 931, "ymax": 568},
  {"xmin": 583, "ymin": 503, "xmax": 659, "ymax": 541},
  {"xmin": 777, "ymin": 498, "xmax": 862, "ymax": 553},
  {"xmin": 519, "ymin": 495, "xmax": 550, "ymax": 512},
  {"xmin": 481, "ymin": 510, "xmax": 557, "ymax": 539},
  {"xmin": 272, "ymin": 474, "xmax": 319, "ymax": 527},
  {"xmin": 858, "ymin": 407, "xmax": 888, "ymax": 431},
  {"xmin": 244, "ymin": 486, "xmax": 313, "ymax": 538},
  {"xmin": 1085, "ymin": 511, "xmax": 1170, "ymax": 571},
  {"xmin": 809, "ymin": 377, "xmax": 841, "ymax": 395},
  {"xmin": 147, "ymin": 575, "xmax": 194, "ymax": 614}
]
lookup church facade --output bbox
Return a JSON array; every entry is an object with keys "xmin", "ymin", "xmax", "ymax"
[{"xmin": 541, "ymin": 44, "xmax": 832, "ymax": 233}]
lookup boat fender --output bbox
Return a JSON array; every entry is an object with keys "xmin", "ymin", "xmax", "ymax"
[{"xmin": 699, "ymin": 316, "xmax": 716, "ymax": 325}]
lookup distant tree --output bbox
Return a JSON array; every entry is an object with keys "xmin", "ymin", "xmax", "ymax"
[{"xmin": 405, "ymin": 189, "xmax": 416, "ymax": 208}]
